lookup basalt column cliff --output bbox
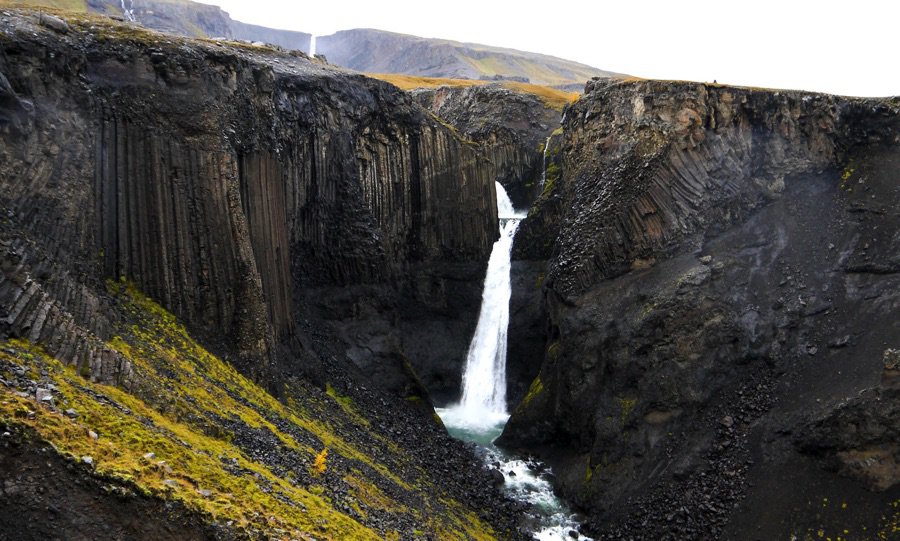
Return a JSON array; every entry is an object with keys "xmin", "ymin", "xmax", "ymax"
[
  {"xmin": 501, "ymin": 78, "xmax": 900, "ymax": 539},
  {"xmin": 0, "ymin": 10, "xmax": 528, "ymax": 540},
  {"xmin": 0, "ymin": 10, "xmax": 498, "ymax": 388}
]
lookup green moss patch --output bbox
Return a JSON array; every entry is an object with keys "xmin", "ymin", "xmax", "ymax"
[{"xmin": 0, "ymin": 282, "xmax": 500, "ymax": 539}]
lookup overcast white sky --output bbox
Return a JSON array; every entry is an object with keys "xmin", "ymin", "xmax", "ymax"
[{"xmin": 203, "ymin": 0, "xmax": 897, "ymax": 97}]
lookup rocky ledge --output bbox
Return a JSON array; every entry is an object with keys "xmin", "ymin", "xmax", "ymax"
[{"xmin": 500, "ymin": 77, "xmax": 900, "ymax": 539}]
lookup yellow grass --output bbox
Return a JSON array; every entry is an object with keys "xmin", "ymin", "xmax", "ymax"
[
  {"xmin": 0, "ymin": 0, "xmax": 87, "ymax": 10},
  {"xmin": 368, "ymin": 73, "xmax": 579, "ymax": 111}
]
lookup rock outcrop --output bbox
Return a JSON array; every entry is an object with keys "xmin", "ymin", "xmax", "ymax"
[
  {"xmin": 0, "ymin": 10, "xmax": 526, "ymax": 539},
  {"xmin": 407, "ymin": 83, "xmax": 567, "ymax": 403},
  {"xmin": 412, "ymin": 84, "xmax": 562, "ymax": 209},
  {"xmin": 499, "ymin": 78, "xmax": 900, "ymax": 539}
]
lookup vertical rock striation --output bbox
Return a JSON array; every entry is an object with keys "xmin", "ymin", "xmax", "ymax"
[
  {"xmin": 409, "ymin": 83, "xmax": 565, "ymax": 401},
  {"xmin": 0, "ymin": 11, "xmax": 496, "ymax": 390},
  {"xmin": 500, "ymin": 77, "xmax": 900, "ymax": 538},
  {"xmin": 413, "ymin": 84, "xmax": 562, "ymax": 209}
]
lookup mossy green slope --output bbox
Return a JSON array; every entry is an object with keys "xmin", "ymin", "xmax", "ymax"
[{"xmin": 0, "ymin": 282, "xmax": 497, "ymax": 540}]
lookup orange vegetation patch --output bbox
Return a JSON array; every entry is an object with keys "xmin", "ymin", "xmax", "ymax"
[{"xmin": 367, "ymin": 73, "xmax": 579, "ymax": 111}]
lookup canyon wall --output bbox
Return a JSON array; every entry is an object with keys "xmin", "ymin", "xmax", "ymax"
[
  {"xmin": 412, "ymin": 84, "xmax": 561, "ymax": 210},
  {"xmin": 0, "ymin": 10, "xmax": 531, "ymax": 540},
  {"xmin": 500, "ymin": 78, "xmax": 900, "ymax": 539},
  {"xmin": 0, "ymin": 10, "xmax": 496, "ymax": 392}
]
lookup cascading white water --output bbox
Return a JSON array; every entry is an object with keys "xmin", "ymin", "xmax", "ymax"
[
  {"xmin": 440, "ymin": 183, "xmax": 524, "ymax": 430},
  {"xmin": 120, "ymin": 0, "xmax": 136, "ymax": 22},
  {"xmin": 539, "ymin": 136, "xmax": 552, "ymax": 188},
  {"xmin": 436, "ymin": 182, "xmax": 591, "ymax": 540},
  {"xmin": 309, "ymin": 35, "xmax": 317, "ymax": 56}
]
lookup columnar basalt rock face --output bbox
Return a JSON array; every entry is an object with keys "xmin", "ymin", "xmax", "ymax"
[
  {"xmin": 500, "ymin": 78, "xmax": 900, "ymax": 539},
  {"xmin": 406, "ymin": 83, "xmax": 564, "ymax": 401},
  {"xmin": 0, "ymin": 10, "xmax": 528, "ymax": 540},
  {"xmin": 0, "ymin": 11, "xmax": 496, "ymax": 388},
  {"xmin": 413, "ymin": 84, "xmax": 561, "ymax": 209}
]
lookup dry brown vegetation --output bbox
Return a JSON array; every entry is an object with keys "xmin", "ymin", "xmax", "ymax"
[{"xmin": 368, "ymin": 72, "xmax": 579, "ymax": 111}]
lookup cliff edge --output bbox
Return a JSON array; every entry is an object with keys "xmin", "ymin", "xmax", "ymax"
[
  {"xmin": 0, "ymin": 9, "xmax": 525, "ymax": 539},
  {"xmin": 501, "ymin": 78, "xmax": 900, "ymax": 539}
]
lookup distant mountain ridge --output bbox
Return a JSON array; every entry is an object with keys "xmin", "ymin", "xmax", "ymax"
[
  {"xmin": 318, "ymin": 28, "xmax": 617, "ymax": 88},
  {"xmin": 5, "ymin": 0, "xmax": 312, "ymax": 50},
  {"xmin": 6, "ymin": 0, "xmax": 616, "ymax": 88}
]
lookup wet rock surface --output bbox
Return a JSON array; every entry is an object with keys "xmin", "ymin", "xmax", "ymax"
[{"xmin": 500, "ymin": 78, "xmax": 900, "ymax": 538}]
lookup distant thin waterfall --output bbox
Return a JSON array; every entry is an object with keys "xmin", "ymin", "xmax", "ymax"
[
  {"xmin": 539, "ymin": 136, "xmax": 552, "ymax": 188},
  {"xmin": 309, "ymin": 35, "xmax": 317, "ymax": 56},
  {"xmin": 120, "ymin": 0, "xmax": 136, "ymax": 22}
]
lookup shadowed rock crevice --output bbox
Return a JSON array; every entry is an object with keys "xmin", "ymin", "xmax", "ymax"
[{"xmin": 412, "ymin": 84, "xmax": 563, "ymax": 210}]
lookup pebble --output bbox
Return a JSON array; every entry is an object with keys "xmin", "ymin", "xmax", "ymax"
[{"xmin": 81, "ymin": 456, "xmax": 93, "ymax": 465}]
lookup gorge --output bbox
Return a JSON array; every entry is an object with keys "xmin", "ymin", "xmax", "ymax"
[{"xmin": 1, "ymin": 5, "xmax": 898, "ymax": 541}]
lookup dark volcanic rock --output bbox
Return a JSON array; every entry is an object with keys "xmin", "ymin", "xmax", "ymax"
[
  {"xmin": 0, "ymin": 426, "xmax": 229, "ymax": 541},
  {"xmin": 499, "ymin": 77, "xmax": 900, "ymax": 539},
  {"xmin": 0, "ymin": 10, "xmax": 531, "ymax": 537},
  {"xmin": 0, "ymin": 9, "xmax": 496, "ymax": 388},
  {"xmin": 413, "ymin": 84, "xmax": 562, "ymax": 209}
]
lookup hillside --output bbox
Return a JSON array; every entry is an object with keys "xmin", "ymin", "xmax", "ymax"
[
  {"xmin": 4, "ymin": 2, "xmax": 614, "ymax": 88},
  {"xmin": 318, "ymin": 28, "xmax": 617, "ymax": 88},
  {"xmin": 2, "ymin": 0, "xmax": 311, "ymax": 49},
  {"xmin": 368, "ymin": 73, "xmax": 578, "ymax": 112}
]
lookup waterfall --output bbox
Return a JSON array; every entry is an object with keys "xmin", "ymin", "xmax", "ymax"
[
  {"xmin": 443, "ymin": 182, "xmax": 525, "ymax": 428},
  {"xmin": 539, "ymin": 136, "xmax": 552, "ymax": 188},
  {"xmin": 436, "ymin": 182, "xmax": 590, "ymax": 540},
  {"xmin": 458, "ymin": 184, "xmax": 524, "ymax": 419},
  {"xmin": 120, "ymin": 0, "xmax": 136, "ymax": 22},
  {"xmin": 309, "ymin": 35, "xmax": 317, "ymax": 56}
]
